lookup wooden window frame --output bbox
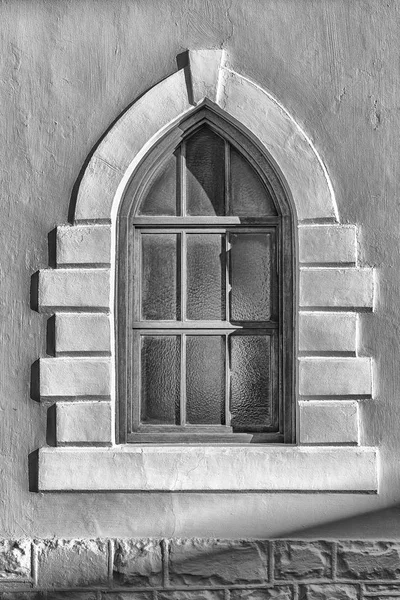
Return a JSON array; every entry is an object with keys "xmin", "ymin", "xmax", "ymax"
[{"xmin": 117, "ymin": 107, "xmax": 296, "ymax": 444}]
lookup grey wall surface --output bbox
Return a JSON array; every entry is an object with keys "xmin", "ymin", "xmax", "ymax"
[{"xmin": 1, "ymin": 0, "xmax": 400, "ymax": 539}]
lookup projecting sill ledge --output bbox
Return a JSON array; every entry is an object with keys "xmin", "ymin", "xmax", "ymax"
[{"xmin": 37, "ymin": 445, "xmax": 378, "ymax": 492}]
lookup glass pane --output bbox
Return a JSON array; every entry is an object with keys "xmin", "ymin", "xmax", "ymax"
[
  {"xmin": 186, "ymin": 336, "xmax": 225, "ymax": 424},
  {"xmin": 230, "ymin": 148, "xmax": 277, "ymax": 216},
  {"xmin": 141, "ymin": 233, "xmax": 180, "ymax": 320},
  {"xmin": 138, "ymin": 154, "xmax": 178, "ymax": 216},
  {"xmin": 186, "ymin": 127, "xmax": 225, "ymax": 216},
  {"xmin": 230, "ymin": 335, "xmax": 272, "ymax": 430},
  {"xmin": 186, "ymin": 234, "xmax": 225, "ymax": 320},
  {"xmin": 141, "ymin": 336, "xmax": 180, "ymax": 424},
  {"xmin": 230, "ymin": 233, "xmax": 272, "ymax": 321}
]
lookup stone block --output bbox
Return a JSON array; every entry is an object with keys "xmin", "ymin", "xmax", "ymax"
[
  {"xmin": 299, "ymin": 225, "xmax": 356, "ymax": 264},
  {"xmin": 189, "ymin": 49, "xmax": 224, "ymax": 103},
  {"xmin": 39, "ymin": 269, "xmax": 110, "ymax": 311},
  {"xmin": 364, "ymin": 583, "xmax": 400, "ymax": 596},
  {"xmin": 299, "ymin": 312, "xmax": 357, "ymax": 353},
  {"xmin": 299, "ymin": 401, "xmax": 359, "ymax": 445},
  {"xmin": 299, "ymin": 358, "xmax": 372, "ymax": 397},
  {"xmin": 337, "ymin": 541, "xmax": 400, "ymax": 579},
  {"xmin": 36, "ymin": 539, "xmax": 108, "ymax": 588},
  {"xmin": 300, "ymin": 268, "xmax": 373, "ymax": 309},
  {"xmin": 39, "ymin": 594, "xmax": 98, "ymax": 600},
  {"xmin": 56, "ymin": 401, "xmax": 112, "ymax": 444},
  {"xmin": 274, "ymin": 541, "xmax": 331, "ymax": 580},
  {"xmin": 55, "ymin": 313, "xmax": 110, "ymax": 354},
  {"xmin": 299, "ymin": 584, "xmax": 359, "ymax": 600},
  {"xmin": 169, "ymin": 539, "xmax": 268, "ymax": 586},
  {"xmin": 37, "ymin": 446, "xmax": 378, "ymax": 492},
  {"xmin": 113, "ymin": 539, "xmax": 162, "ymax": 587},
  {"xmin": 0, "ymin": 541, "xmax": 31, "ymax": 580},
  {"xmin": 40, "ymin": 357, "xmax": 111, "ymax": 398},
  {"xmin": 231, "ymin": 587, "xmax": 293, "ymax": 599},
  {"xmin": 101, "ymin": 591, "xmax": 154, "ymax": 600},
  {"xmin": 57, "ymin": 225, "xmax": 111, "ymax": 266},
  {"xmin": 102, "ymin": 593, "xmax": 154, "ymax": 600},
  {"xmin": 158, "ymin": 592, "xmax": 224, "ymax": 600},
  {"xmin": 0, "ymin": 594, "xmax": 43, "ymax": 600}
]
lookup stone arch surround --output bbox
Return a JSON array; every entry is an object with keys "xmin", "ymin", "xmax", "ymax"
[{"xmin": 36, "ymin": 49, "xmax": 377, "ymax": 492}]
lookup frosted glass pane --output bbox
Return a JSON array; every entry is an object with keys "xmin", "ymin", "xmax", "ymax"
[
  {"xmin": 186, "ymin": 127, "xmax": 225, "ymax": 216},
  {"xmin": 187, "ymin": 234, "xmax": 225, "ymax": 320},
  {"xmin": 139, "ymin": 154, "xmax": 178, "ymax": 215},
  {"xmin": 230, "ymin": 335, "xmax": 272, "ymax": 430},
  {"xmin": 230, "ymin": 233, "xmax": 272, "ymax": 321},
  {"xmin": 230, "ymin": 149, "xmax": 277, "ymax": 216},
  {"xmin": 186, "ymin": 336, "xmax": 225, "ymax": 424},
  {"xmin": 141, "ymin": 336, "xmax": 180, "ymax": 424},
  {"xmin": 141, "ymin": 234, "xmax": 179, "ymax": 320}
]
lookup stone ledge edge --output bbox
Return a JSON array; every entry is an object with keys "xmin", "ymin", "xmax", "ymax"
[{"xmin": 36, "ymin": 446, "xmax": 378, "ymax": 492}]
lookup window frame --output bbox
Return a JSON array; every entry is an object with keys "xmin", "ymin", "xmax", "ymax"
[{"xmin": 116, "ymin": 107, "xmax": 296, "ymax": 445}]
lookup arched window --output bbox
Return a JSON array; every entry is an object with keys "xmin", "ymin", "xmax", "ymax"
[{"xmin": 117, "ymin": 108, "xmax": 295, "ymax": 444}]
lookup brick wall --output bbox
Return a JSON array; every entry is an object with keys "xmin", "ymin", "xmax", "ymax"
[{"xmin": 2, "ymin": 538, "xmax": 400, "ymax": 599}]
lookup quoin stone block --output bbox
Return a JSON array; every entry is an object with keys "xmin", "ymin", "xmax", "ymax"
[
  {"xmin": 40, "ymin": 357, "xmax": 111, "ymax": 398},
  {"xmin": 274, "ymin": 541, "xmax": 332, "ymax": 580},
  {"xmin": 56, "ymin": 225, "xmax": 111, "ymax": 266},
  {"xmin": 113, "ymin": 539, "xmax": 162, "ymax": 587},
  {"xmin": 39, "ymin": 269, "xmax": 110, "ymax": 311},
  {"xmin": 36, "ymin": 539, "xmax": 108, "ymax": 588},
  {"xmin": 299, "ymin": 401, "xmax": 359, "ymax": 445},
  {"xmin": 169, "ymin": 539, "xmax": 269, "ymax": 586},
  {"xmin": 55, "ymin": 313, "xmax": 110, "ymax": 354},
  {"xmin": 298, "ymin": 224, "xmax": 356, "ymax": 264},
  {"xmin": 299, "ymin": 312, "xmax": 357, "ymax": 353},
  {"xmin": 299, "ymin": 358, "xmax": 372, "ymax": 397},
  {"xmin": 56, "ymin": 401, "xmax": 112, "ymax": 444},
  {"xmin": 300, "ymin": 268, "xmax": 374, "ymax": 308}
]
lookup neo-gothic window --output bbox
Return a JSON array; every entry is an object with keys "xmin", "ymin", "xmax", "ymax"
[{"xmin": 117, "ymin": 109, "xmax": 295, "ymax": 444}]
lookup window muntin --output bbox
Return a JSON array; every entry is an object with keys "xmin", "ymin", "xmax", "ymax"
[{"xmin": 118, "ymin": 113, "xmax": 294, "ymax": 444}]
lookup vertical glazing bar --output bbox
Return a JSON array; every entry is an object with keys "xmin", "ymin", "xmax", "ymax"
[
  {"xmin": 133, "ymin": 228, "xmax": 141, "ymax": 322},
  {"xmin": 224, "ymin": 333, "xmax": 230, "ymax": 426},
  {"xmin": 132, "ymin": 332, "xmax": 141, "ymax": 431},
  {"xmin": 181, "ymin": 231, "xmax": 187, "ymax": 322},
  {"xmin": 180, "ymin": 333, "xmax": 186, "ymax": 426},
  {"xmin": 181, "ymin": 141, "xmax": 187, "ymax": 217},
  {"xmin": 225, "ymin": 232, "xmax": 230, "ymax": 324},
  {"xmin": 224, "ymin": 140, "xmax": 230, "ymax": 216}
]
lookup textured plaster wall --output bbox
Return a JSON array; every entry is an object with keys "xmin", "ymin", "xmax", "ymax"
[{"xmin": 1, "ymin": 0, "xmax": 400, "ymax": 539}]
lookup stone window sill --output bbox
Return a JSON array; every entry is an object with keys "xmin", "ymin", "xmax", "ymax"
[{"xmin": 37, "ymin": 445, "xmax": 378, "ymax": 492}]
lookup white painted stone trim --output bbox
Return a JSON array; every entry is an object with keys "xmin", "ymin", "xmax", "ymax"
[
  {"xmin": 34, "ymin": 49, "xmax": 378, "ymax": 492},
  {"xmin": 75, "ymin": 50, "xmax": 338, "ymax": 222},
  {"xmin": 300, "ymin": 268, "xmax": 374, "ymax": 309},
  {"xmin": 299, "ymin": 357, "xmax": 372, "ymax": 397},
  {"xmin": 299, "ymin": 401, "xmax": 360, "ymax": 445},
  {"xmin": 298, "ymin": 224, "xmax": 357, "ymax": 265},
  {"xmin": 37, "ymin": 446, "xmax": 378, "ymax": 492},
  {"xmin": 54, "ymin": 313, "xmax": 111, "ymax": 355},
  {"xmin": 56, "ymin": 401, "xmax": 112, "ymax": 445},
  {"xmin": 56, "ymin": 225, "xmax": 111, "ymax": 266},
  {"xmin": 299, "ymin": 312, "xmax": 357, "ymax": 353}
]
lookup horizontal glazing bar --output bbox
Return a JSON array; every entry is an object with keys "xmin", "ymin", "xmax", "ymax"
[
  {"xmin": 132, "ymin": 322, "xmax": 278, "ymax": 331},
  {"xmin": 132, "ymin": 217, "xmax": 280, "ymax": 227}
]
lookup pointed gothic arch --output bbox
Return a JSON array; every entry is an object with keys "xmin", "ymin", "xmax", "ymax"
[
  {"xmin": 116, "ymin": 105, "xmax": 296, "ymax": 444},
  {"xmin": 35, "ymin": 50, "xmax": 377, "ymax": 492}
]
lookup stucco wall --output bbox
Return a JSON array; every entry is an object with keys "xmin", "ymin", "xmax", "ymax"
[{"xmin": 1, "ymin": 0, "xmax": 400, "ymax": 540}]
